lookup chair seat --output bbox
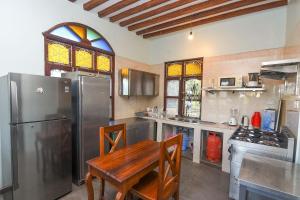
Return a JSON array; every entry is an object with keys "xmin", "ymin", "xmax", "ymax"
[{"xmin": 131, "ymin": 171, "xmax": 177, "ymax": 200}]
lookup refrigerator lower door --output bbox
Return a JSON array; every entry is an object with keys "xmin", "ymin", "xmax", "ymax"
[
  {"xmin": 79, "ymin": 76, "xmax": 110, "ymax": 182},
  {"xmin": 12, "ymin": 119, "xmax": 72, "ymax": 200}
]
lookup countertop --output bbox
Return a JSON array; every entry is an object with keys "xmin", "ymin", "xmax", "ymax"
[
  {"xmin": 137, "ymin": 116, "xmax": 237, "ymax": 132},
  {"xmin": 239, "ymin": 153, "xmax": 300, "ymax": 199},
  {"xmin": 110, "ymin": 117, "xmax": 155, "ymax": 127}
]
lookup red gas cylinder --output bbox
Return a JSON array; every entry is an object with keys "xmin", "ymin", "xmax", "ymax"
[{"xmin": 206, "ymin": 132, "xmax": 222, "ymax": 163}]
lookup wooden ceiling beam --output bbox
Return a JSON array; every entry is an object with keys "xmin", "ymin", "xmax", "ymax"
[
  {"xmin": 119, "ymin": 0, "xmax": 195, "ymax": 27},
  {"xmin": 143, "ymin": 0, "xmax": 288, "ymax": 38},
  {"xmin": 128, "ymin": 0, "xmax": 232, "ymax": 31},
  {"xmin": 137, "ymin": 0, "xmax": 267, "ymax": 35},
  {"xmin": 98, "ymin": 0, "xmax": 139, "ymax": 18},
  {"xmin": 84, "ymin": 0, "xmax": 108, "ymax": 11},
  {"xmin": 110, "ymin": 0, "xmax": 170, "ymax": 22}
]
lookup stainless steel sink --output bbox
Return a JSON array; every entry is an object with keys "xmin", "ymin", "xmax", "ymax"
[
  {"xmin": 167, "ymin": 117, "xmax": 216, "ymax": 124},
  {"xmin": 199, "ymin": 120, "xmax": 217, "ymax": 125}
]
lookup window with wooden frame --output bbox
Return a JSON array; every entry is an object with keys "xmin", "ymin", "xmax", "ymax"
[
  {"xmin": 43, "ymin": 22, "xmax": 115, "ymax": 119},
  {"xmin": 164, "ymin": 58, "xmax": 203, "ymax": 118}
]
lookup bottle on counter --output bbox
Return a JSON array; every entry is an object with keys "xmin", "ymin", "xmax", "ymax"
[{"xmin": 251, "ymin": 112, "xmax": 261, "ymax": 129}]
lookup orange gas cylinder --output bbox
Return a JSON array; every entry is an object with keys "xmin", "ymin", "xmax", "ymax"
[{"xmin": 206, "ymin": 132, "xmax": 222, "ymax": 163}]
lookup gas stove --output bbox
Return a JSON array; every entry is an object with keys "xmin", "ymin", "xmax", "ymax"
[
  {"xmin": 230, "ymin": 127, "xmax": 288, "ymax": 148},
  {"xmin": 229, "ymin": 126, "xmax": 295, "ymax": 200}
]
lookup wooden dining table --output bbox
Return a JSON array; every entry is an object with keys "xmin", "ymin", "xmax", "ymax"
[{"xmin": 86, "ymin": 140, "xmax": 160, "ymax": 200}]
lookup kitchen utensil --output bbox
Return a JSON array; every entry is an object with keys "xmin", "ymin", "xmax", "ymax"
[
  {"xmin": 240, "ymin": 115, "xmax": 249, "ymax": 127},
  {"xmin": 251, "ymin": 112, "xmax": 261, "ymax": 129},
  {"xmin": 229, "ymin": 118, "xmax": 237, "ymax": 126},
  {"xmin": 248, "ymin": 73, "xmax": 259, "ymax": 87},
  {"xmin": 228, "ymin": 108, "xmax": 238, "ymax": 126},
  {"xmin": 248, "ymin": 124, "xmax": 254, "ymax": 130}
]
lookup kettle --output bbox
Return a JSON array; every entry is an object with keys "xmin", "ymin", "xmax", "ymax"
[{"xmin": 240, "ymin": 115, "xmax": 249, "ymax": 127}]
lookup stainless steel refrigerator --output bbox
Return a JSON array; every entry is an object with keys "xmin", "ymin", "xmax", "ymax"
[
  {"xmin": 62, "ymin": 72, "xmax": 110, "ymax": 185},
  {"xmin": 0, "ymin": 73, "xmax": 72, "ymax": 200}
]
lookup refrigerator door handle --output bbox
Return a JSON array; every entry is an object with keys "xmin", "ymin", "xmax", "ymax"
[
  {"xmin": 11, "ymin": 81, "xmax": 19, "ymax": 123},
  {"xmin": 11, "ymin": 126, "xmax": 19, "ymax": 190}
]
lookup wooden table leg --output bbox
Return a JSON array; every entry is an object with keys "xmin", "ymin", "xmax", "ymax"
[
  {"xmin": 86, "ymin": 172, "xmax": 94, "ymax": 200},
  {"xmin": 115, "ymin": 191, "xmax": 126, "ymax": 200}
]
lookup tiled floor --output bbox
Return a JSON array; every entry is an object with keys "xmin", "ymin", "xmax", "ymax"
[{"xmin": 60, "ymin": 158, "xmax": 230, "ymax": 200}]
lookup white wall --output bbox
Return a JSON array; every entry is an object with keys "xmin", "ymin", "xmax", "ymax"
[
  {"xmin": 0, "ymin": 0, "xmax": 150, "ymax": 76},
  {"xmin": 148, "ymin": 7, "xmax": 287, "ymax": 64},
  {"xmin": 285, "ymin": 0, "xmax": 300, "ymax": 46},
  {"xmin": 0, "ymin": 1, "xmax": 288, "ymax": 74}
]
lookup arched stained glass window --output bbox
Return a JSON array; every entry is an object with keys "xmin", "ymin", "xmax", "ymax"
[
  {"xmin": 43, "ymin": 22, "xmax": 115, "ymax": 119},
  {"xmin": 47, "ymin": 23, "xmax": 113, "ymax": 53}
]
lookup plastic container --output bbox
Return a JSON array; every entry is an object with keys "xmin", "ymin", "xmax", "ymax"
[{"xmin": 182, "ymin": 133, "xmax": 189, "ymax": 151}]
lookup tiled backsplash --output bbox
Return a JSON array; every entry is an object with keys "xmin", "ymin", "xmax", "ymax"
[{"xmin": 202, "ymin": 46, "xmax": 300, "ymax": 123}]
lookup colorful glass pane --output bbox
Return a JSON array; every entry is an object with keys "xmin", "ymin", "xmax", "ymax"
[
  {"xmin": 50, "ymin": 26, "xmax": 81, "ymax": 42},
  {"xmin": 121, "ymin": 68, "xmax": 129, "ymax": 76},
  {"xmin": 92, "ymin": 39, "xmax": 112, "ymax": 52},
  {"xmin": 167, "ymin": 63, "xmax": 182, "ymax": 76},
  {"xmin": 75, "ymin": 49, "xmax": 93, "ymax": 69},
  {"xmin": 87, "ymin": 28, "xmax": 101, "ymax": 41},
  {"xmin": 69, "ymin": 25, "xmax": 85, "ymax": 39},
  {"xmin": 185, "ymin": 62, "xmax": 202, "ymax": 76},
  {"xmin": 48, "ymin": 42, "xmax": 70, "ymax": 65},
  {"xmin": 97, "ymin": 55, "xmax": 111, "ymax": 72}
]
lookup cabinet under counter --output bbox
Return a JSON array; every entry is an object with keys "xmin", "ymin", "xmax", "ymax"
[
  {"xmin": 110, "ymin": 117, "xmax": 156, "ymax": 145},
  {"xmin": 137, "ymin": 116, "xmax": 237, "ymax": 173}
]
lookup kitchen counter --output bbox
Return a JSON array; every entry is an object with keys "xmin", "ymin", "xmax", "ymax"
[
  {"xmin": 137, "ymin": 116, "xmax": 237, "ymax": 173},
  {"xmin": 139, "ymin": 116, "xmax": 237, "ymax": 131},
  {"xmin": 110, "ymin": 117, "xmax": 155, "ymax": 127},
  {"xmin": 239, "ymin": 153, "xmax": 300, "ymax": 200},
  {"xmin": 110, "ymin": 117, "xmax": 156, "ymax": 145}
]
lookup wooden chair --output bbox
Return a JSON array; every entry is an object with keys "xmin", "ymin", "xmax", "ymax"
[
  {"xmin": 99, "ymin": 123, "xmax": 127, "ymax": 200},
  {"xmin": 130, "ymin": 134, "xmax": 183, "ymax": 200}
]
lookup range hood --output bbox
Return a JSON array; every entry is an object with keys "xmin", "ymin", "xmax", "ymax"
[
  {"xmin": 260, "ymin": 58, "xmax": 300, "ymax": 80},
  {"xmin": 119, "ymin": 68, "xmax": 159, "ymax": 96}
]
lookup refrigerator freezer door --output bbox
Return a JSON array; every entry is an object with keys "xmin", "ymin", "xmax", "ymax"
[
  {"xmin": 9, "ymin": 73, "xmax": 71, "ymax": 124},
  {"xmin": 79, "ymin": 76, "xmax": 110, "ymax": 181},
  {"xmin": 12, "ymin": 119, "xmax": 72, "ymax": 200}
]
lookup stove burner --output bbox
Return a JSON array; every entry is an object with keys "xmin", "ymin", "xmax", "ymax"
[
  {"xmin": 233, "ymin": 136, "xmax": 255, "ymax": 143},
  {"xmin": 237, "ymin": 132, "xmax": 245, "ymax": 136},
  {"xmin": 260, "ymin": 135, "xmax": 279, "ymax": 142},
  {"xmin": 231, "ymin": 127, "xmax": 287, "ymax": 148}
]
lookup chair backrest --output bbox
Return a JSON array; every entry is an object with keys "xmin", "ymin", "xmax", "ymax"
[
  {"xmin": 99, "ymin": 124, "xmax": 126, "ymax": 157},
  {"xmin": 157, "ymin": 134, "xmax": 183, "ymax": 200}
]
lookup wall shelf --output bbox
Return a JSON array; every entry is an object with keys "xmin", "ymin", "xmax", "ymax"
[{"xmin": 203, "ymin": 87, "xmax": 266, "ymax": 94}]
